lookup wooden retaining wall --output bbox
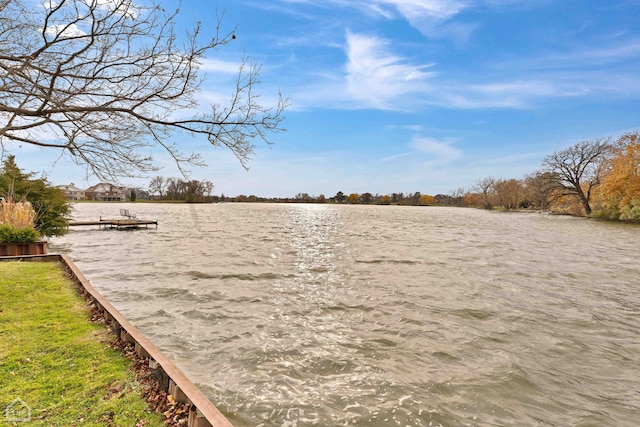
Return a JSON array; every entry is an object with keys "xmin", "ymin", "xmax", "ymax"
[
  {"xmin": 0, "ymin": 253, "xmax": 234, "ymax": 427},
  {"xmin": 0, "ymin": 241, "xmax": 47, "ymax": 256}
]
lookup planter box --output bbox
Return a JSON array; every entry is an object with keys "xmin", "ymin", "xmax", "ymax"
[{"xmin": 0, "ymin": 241, "xmax": 48, "ymax": 257}]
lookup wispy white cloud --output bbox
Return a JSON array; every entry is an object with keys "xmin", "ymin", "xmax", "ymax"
[
  {"xmin": 472, "ymin": 150, "xmax": 549, "ymax": 167},
  {"xmin": 293, "ymin": 29, "xmax": 640, "ymax": 111},
  {"xmin": 45, "ymin": 24, "xmax": 85, "ymax": 38},
  {"xmin": 410, "ymin": 135, "xmax": 462, "ymax": 164},
  {"xmin": 289, "ymin": 31, "xmax": 554, "ymax": 110},
  {"xmin": 268, "ymin": 0, "xmax": 476, "ymax": 40},
  {"xmin": 344, "ymin": 31, "xmax": 436, "ymax": 109},
  {"xmin": 250, "ymin": 0, "xmax": 640, "ymax": 112},
  {"xmin": 506, "ymin": 38, "xmax": 640, "ymax": 71},
  {"xmin": 380, "ymin": 135, "xmax": 461, "ymax": 167},
  {"xmin": 43, "ymin": 1, "xmax": 139, "ymax": 38},
  {"xmin": 275, "ymin": 0, "xmax": 470, "ymax": 22},
  {"xmin": 377, "ymin": 0, "xmax": 476, "ymax": 43},
  {"xmin": 93, "ymin": 0, "xmax": 139, "ymax": 18},
  {"xmin": 198, "ymin": 58, "xmax": 244, "ymax": 74},
  {"xmin": 386, "ymin": 0, "xmax": 468, "ymax": 21},
  {"xmin": 440, "ymin": 80, "xmax": 561, "ymax": 109}
]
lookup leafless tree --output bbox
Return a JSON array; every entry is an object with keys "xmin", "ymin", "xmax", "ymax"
[
  {"xmin": 448, "ymin": 187, "xmax": 465, "ymax": 206},
  {"xmin": 523, "ymin": 171, "xmax": 557, "ymax": 210},
  {"xmin": 473, "ymin": 176, "xmax": 496, "ymax": 209},
  {"xmin": 201, "ymin": 179, "xmax": 214, "ymax": 197},
  {"xmin": 147, "ymin": 175, "xmax": 167, "ymax": 197},
  {"xmin": 542, "ymin": 138, "xmax": 611, "ymax": 215},
  {"xmin": 493, "ymin": 178, "xmax": 522, "ymax": 210},
  {"xmin": 0, "ymin": 0, "xmax": 288, "ymax": 180}
]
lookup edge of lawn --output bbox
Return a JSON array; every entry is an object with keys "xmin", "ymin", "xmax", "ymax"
[{"xmin": 0, "ymin": 261, "xmax": 165, "ymax": 427}]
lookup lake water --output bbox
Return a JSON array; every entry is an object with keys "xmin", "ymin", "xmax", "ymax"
[{"xmin": 50, "ymin": 203, "xmax": 640, "ymax": 426}]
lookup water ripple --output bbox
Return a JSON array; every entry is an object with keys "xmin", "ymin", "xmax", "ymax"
[{"xmin": 51, "ymin": 203, "xmax": 640, "ymax": 427}]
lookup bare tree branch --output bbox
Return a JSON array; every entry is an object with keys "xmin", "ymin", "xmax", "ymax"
[
  {"xmin": 542, "ymin": 138, "xmax": 611, "ymax": 215},
  {"xmin": 0, "ymin": 0, "xmax": 288, "ymax": 181}
]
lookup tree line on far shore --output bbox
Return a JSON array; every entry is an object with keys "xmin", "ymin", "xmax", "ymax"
[
  {"xmin": 218, "ymin": 192, "xmax": 448, "ymax": 205},
  {"xmin": 143, "ymin": 174, "xmax": 461, "ymax": 205},
  {"xmin": 147, "ymin": 176, "xmax": 214, "ymax": 203},
  {"xmin": 142, "ymin": 132, "xmax": 639, "ymax": 223},
  {"xmin": 1, "ymin": 130, "xmax": 638, "ymax": 244}
]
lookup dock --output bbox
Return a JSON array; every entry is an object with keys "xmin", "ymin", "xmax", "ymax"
[
  {"xmin": 69, "ymin": 218, "xmax": 158, "ymax": 229},
  {"xmin": 69, "ymin": 210, "xmax": 157, "ymax": 229}
]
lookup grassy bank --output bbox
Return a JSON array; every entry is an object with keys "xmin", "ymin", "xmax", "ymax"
[{"xmin": 0, "ymin": 261, "xmax": 163, "ymax": 427}]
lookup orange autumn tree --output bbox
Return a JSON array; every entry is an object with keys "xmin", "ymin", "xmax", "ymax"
[
  {"xmin": 347, "ymin": 193, "xmax": 361, "ymax": 204},
  {"xmin": 593, "ymin": 132, "xmax": 640, "ymax": 220},
  {"xmin": 418, "ymin": 194, "xmax": 437, "ymax": 206}
]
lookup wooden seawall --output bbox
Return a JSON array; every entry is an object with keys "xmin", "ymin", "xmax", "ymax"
[{"xmin": 0, "ymin": 253, "xmax": 233, "ymax": 427}]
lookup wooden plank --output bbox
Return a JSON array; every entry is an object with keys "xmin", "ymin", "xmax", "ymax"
[
  {"xmin": 1, "ymin": 253, "xmax": 231, "ymax": 426},
  {"xmin": 69, "ymin": 219, "xmax": 158, "ymax": 227}
]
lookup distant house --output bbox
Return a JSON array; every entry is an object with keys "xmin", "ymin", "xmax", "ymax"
[
  {"xmin": 56, "ymin": 183, "xmax": 86, "ymax": 201},
  {"xmin": 133, "ymin": 189, "xmax": 150, "ymax": 200},
  {"xmin": 84, "ymin": 183, "xmax": 127, "ymax": 201}
]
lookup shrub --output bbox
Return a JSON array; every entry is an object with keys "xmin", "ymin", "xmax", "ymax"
[
  {"xmin": 0, "ymin": 224, "xmax": 41, "ymax": 243},
  {"xmin": 620, "ymin": 199, "xmax": 640, "ymax": 222}
]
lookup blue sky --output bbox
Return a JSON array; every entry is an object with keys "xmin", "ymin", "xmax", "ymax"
[{"xmin": 8, "ymin": 0, "xmax": 640, "ymax": 198}]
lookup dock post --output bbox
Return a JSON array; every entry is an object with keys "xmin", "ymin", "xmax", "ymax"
[
  {"xmin": 169, "ymin": 379, "xmax": 191, "ymax": 404},
  {"xmin": 135, "ymin": 341, "xmax": 151, "ymax": 359},
  {"xmin": 188, "ymin": 407, "xmax": 213, "ymax": 427}
]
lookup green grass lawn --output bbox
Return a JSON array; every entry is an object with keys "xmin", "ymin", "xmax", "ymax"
[{"xmin": 0, "ymin": 261, "xmax": 163, "ymax": 427}]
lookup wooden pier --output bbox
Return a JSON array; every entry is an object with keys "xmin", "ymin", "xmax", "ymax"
[
  {"xmin": 69, "ymin": 218, "xmax": 158, "ymax": 229},
  {"xmin": 69, "ymin": 209, "xmax": 157, "ymax": 229}
]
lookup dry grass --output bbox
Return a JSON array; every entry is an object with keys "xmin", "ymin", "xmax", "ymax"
[{"xmin": 0, "ymin": 196, "xmax": 36, "ymax": 228}]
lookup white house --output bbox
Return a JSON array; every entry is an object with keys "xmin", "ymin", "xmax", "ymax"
[{"xmin": 55, "ymin": 183, "xmax": 86, "ymax": 201}]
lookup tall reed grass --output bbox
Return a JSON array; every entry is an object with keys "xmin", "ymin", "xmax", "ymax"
[{"xmin": 0, "ymin": 197, "xmax": 36, "ymax": 228}]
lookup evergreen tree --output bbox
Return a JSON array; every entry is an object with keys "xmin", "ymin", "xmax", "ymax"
[{"xmin": 0, "ymin": 156, "xmax": 70, "ymax": 236}]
